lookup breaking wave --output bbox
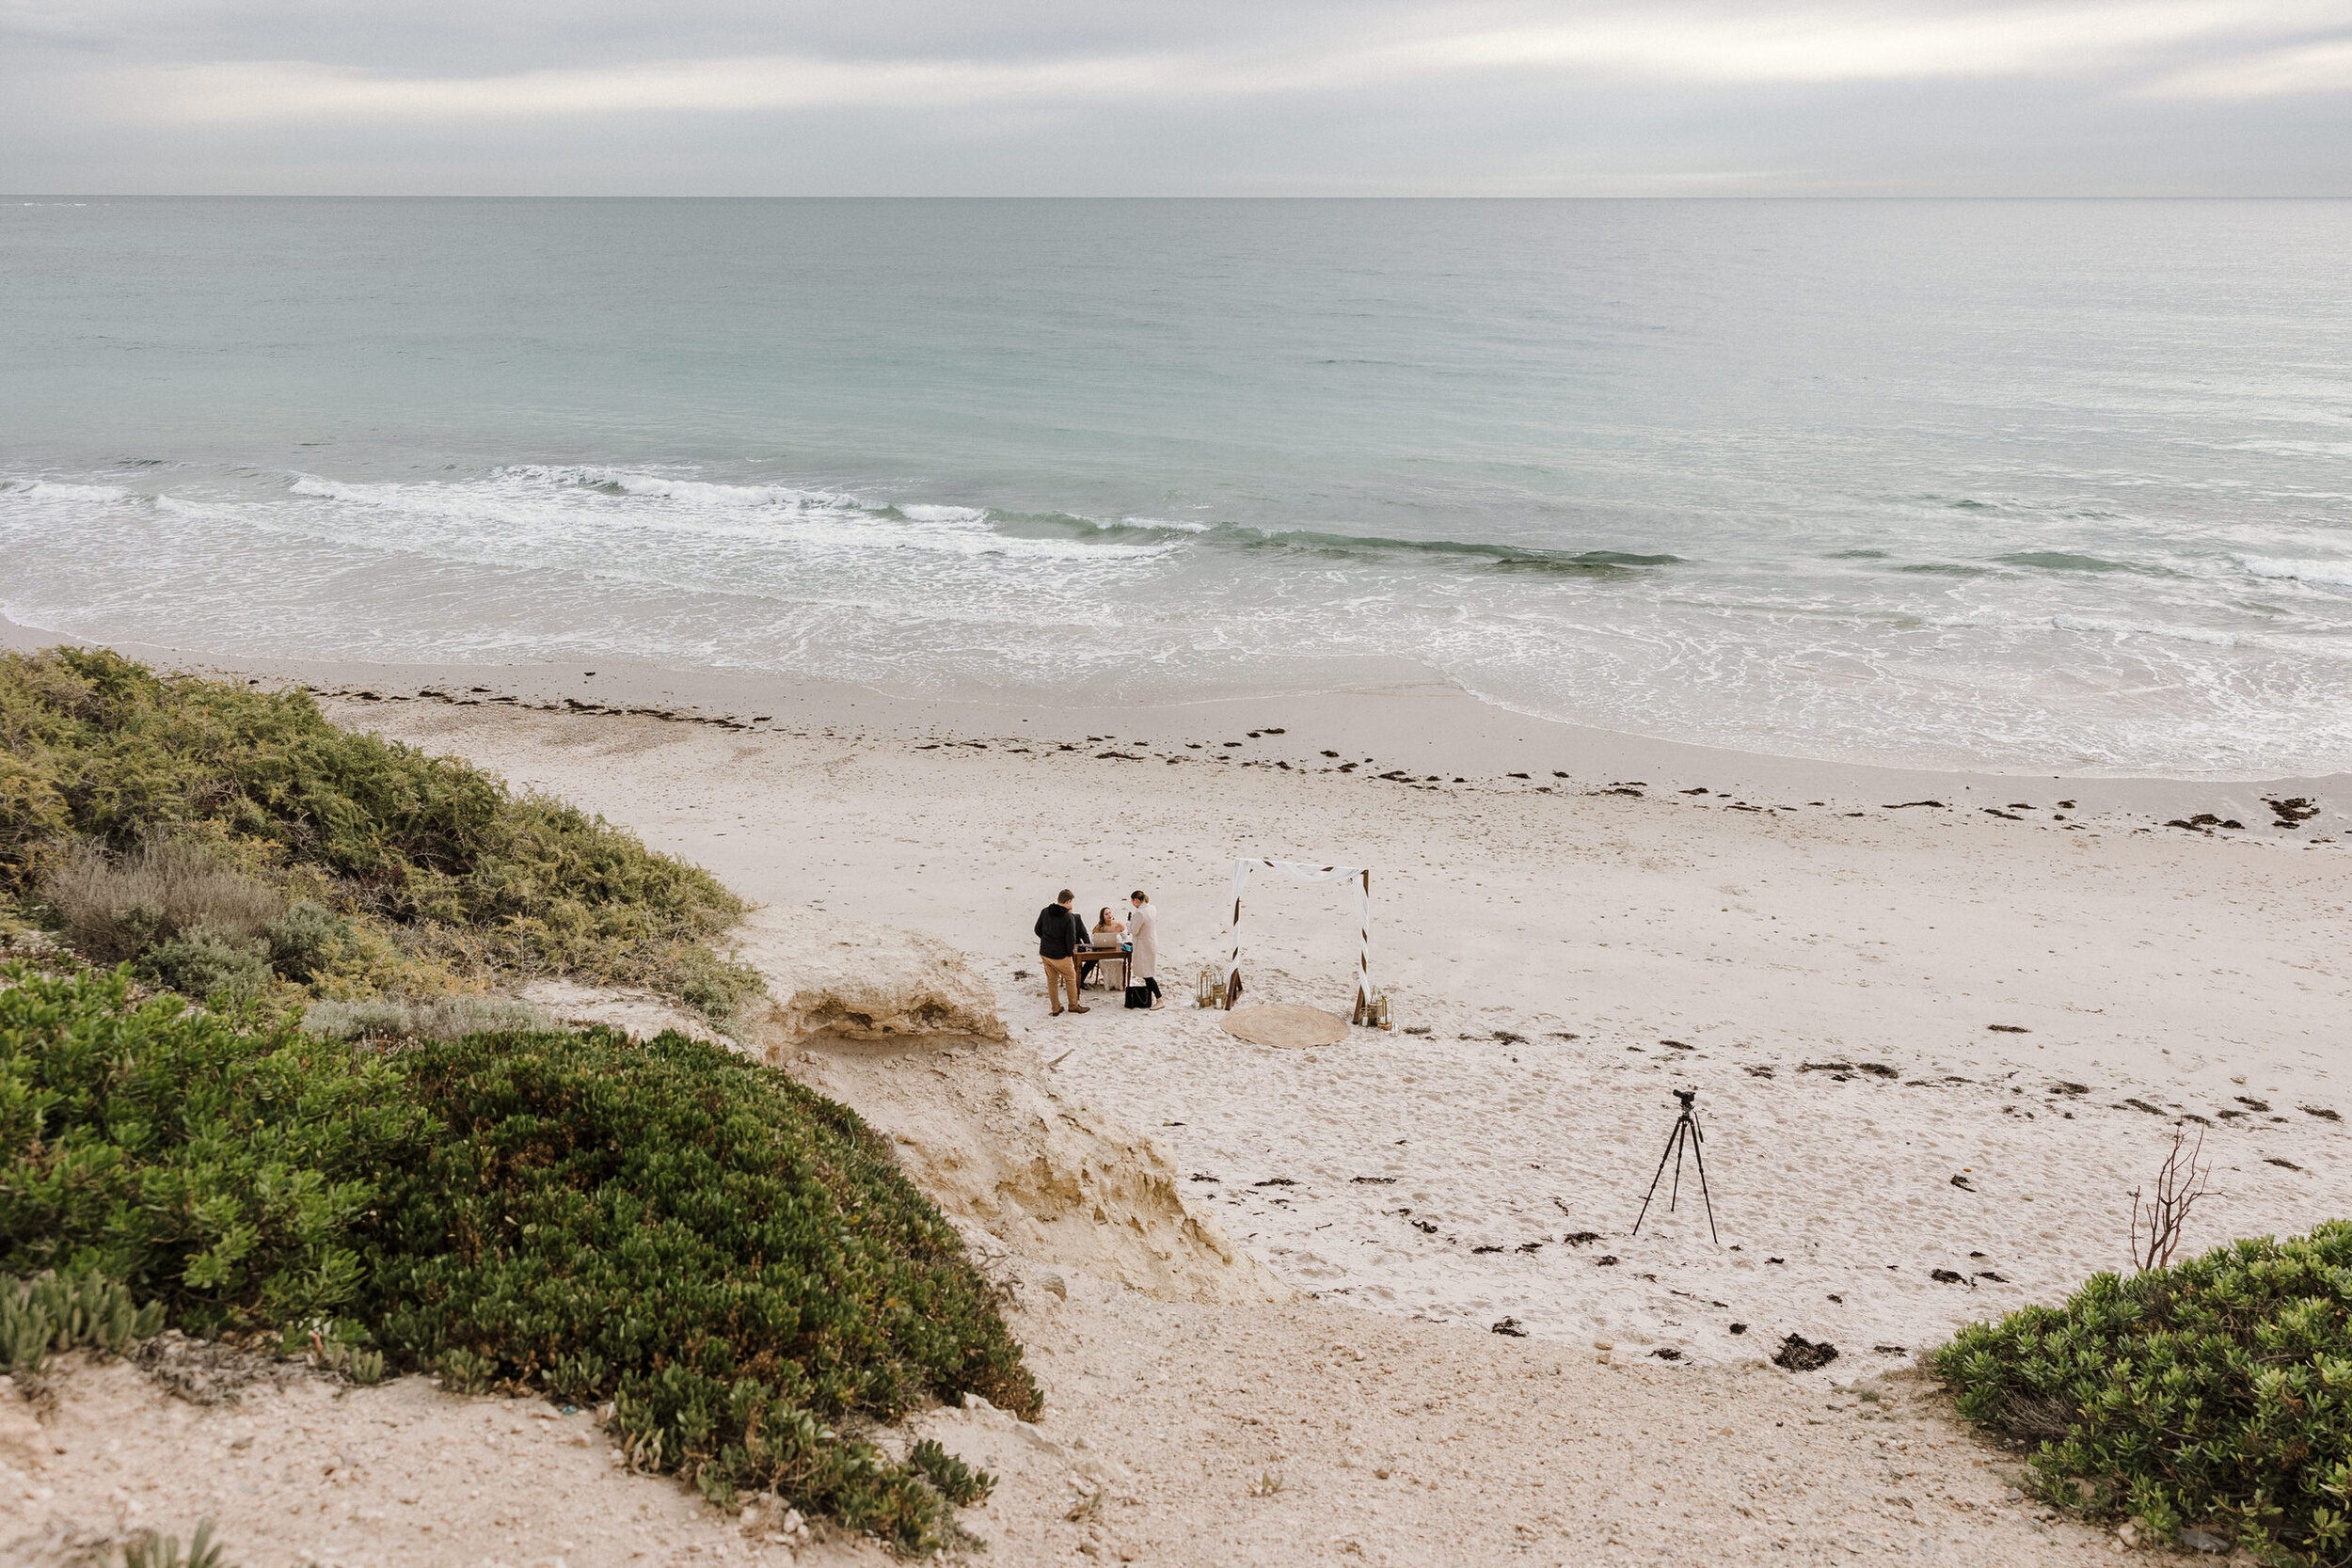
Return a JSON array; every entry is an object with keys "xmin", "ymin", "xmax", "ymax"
[
  {"xmin": 2241, "ymin": 556, "xmax": 2352, "ymax": 591},
  {"xmin": 4, "ymin": 458, "xmax": 2349, "ymax": 777},
  {"xmin": 0, "ymin": 479, "xmax": 130, "ymax": 503}
]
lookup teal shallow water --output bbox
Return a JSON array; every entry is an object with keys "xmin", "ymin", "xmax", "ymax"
[{"xmin": 3, "ymin": 197, "xmax": 2347, "ymax": 775}]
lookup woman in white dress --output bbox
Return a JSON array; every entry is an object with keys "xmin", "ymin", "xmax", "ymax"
[
  {"xmin": 1083, "ymin": 907, "xmax": 1125, "ymax": 989},
  {"xmin": 1124, "ymin": 890, "xmax": 1163, "ymax": 1009}
]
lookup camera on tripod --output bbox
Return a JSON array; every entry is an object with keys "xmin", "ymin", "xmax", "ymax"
[{"xmin": 1632, "ymin": 1087, "xmax": 1718, "ymax": 1243}]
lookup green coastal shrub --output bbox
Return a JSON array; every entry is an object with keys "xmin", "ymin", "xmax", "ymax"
[
  {"xmin": 1, "ymin": 1270, "xmax": 166, "ymax": 1371},
  {"xmin": 1, "ymin": 646, "xmax": 757, "ymax": 1018},
  {"xmin": 368, "ymin": 1026, "xmax": 1035, "ymax": 1553},
  {"xmin": 909, "ymin": 1437, "xmax": 995, "ymax": 1507},
  {"xmin": 263, "ymin": 900, "xmax": 345, "ymax": 982},
  {"xmin": 0, "ymin": 967, "xmax": 429, "ymax": 1329},
  {"xmin": 135, "ymin": 930, "xmax": 275, "ymax": 1001},
  {"xmin": 1935, "ymin": 1223, "xmax": 2352, "ymax": 1564},
  {"xmin": 0, "ymin": 968, "xmax": 1029, "ymax": 1555}
]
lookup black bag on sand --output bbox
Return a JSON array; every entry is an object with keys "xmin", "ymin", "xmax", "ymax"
[{"xmin": 1124, "ymin": 979, "xmax": 1151, "ymax": 1009}]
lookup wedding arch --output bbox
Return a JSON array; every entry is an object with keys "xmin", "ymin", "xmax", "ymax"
[{"xmin": 1220, "ymin": 859, "xmax": 1375, "ymax": 1023}]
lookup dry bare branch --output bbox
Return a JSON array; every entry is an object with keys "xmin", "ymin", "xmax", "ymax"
[{"xmin": 2130, "ymin": 1127, "xmax": 2215, "ymax": 1274}]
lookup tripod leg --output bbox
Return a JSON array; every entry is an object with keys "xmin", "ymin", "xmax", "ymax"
[
  {"xmin": 1688, "ymin": 1117, "xmax": 1719, "ymax": 1244},
  {"xmin": 1667, "ymin": 1118, "xmax": 1688, "ymax": 1214},
  {"xmin": 1631, "ymin": 1119, "xmax": 1686, "ymax": 1237}
]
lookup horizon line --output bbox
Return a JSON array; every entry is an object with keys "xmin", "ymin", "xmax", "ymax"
[{"xmin": 8, "ymin": 192, "xmax": 2352, "ymax": 201}]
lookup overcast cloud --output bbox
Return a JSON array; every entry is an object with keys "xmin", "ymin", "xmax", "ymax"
[{"xmin": 3, "ymin": 0, "xmax": 2348, "ymax": 193}]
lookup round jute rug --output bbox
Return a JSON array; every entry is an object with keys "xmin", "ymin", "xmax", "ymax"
[{"xmin": 1221, "ymin": 1003, "xmax": 1348, "ymax": 1049}]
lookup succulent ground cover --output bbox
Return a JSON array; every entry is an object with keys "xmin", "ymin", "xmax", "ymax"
[
  {"xmin": 1935, "ymin": 1224, "xmax": 2352, "ymax": 1565},
  {"xmin": 1, "ymin": 646, "xmax": 755, "ymax": 1022},
  {"xmin": 2, "ymin": 967, "xmax": 1035, "ymax": 1554}
]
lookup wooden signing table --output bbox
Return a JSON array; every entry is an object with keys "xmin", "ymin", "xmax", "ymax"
[{"xmin": 1077, "ymin": 947, "xmax": 1130, "ymax": 990}]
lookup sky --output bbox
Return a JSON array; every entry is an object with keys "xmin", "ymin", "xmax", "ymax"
[{"xmin": 3, "ymin": 0, "xmax": 2349, "ymax": 195}]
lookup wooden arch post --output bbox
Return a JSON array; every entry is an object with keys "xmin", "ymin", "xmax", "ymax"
[{"xmin": 1350, "ymin": 867, "xmax": 1372, "ymax": 1025}]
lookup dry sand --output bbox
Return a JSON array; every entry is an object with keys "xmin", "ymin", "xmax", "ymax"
[
  {"xmin": 283, "ymin": 657, "xmax": 2346, "ymax": 1379},
  {"xmin": 6, "ymin": 618, "xmax": 2344, "ymax": 1564},
  {"xmin": 0, "ymin": 1294, "xmax": 2106, "ymax": 1568},
  {"xmin": 0, "ymin": 1352, "xmax": 840, "ymax": 1568}
]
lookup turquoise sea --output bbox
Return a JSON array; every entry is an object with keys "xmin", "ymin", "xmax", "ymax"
[{"xmin": 3, "ymin": 198, "xmax": 2347, "ymax": 775}]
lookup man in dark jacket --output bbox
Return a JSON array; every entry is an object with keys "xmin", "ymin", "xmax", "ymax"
[{"xmin": 1035, "ymin": 889, "xmax": 1090, "ymax": 1016}]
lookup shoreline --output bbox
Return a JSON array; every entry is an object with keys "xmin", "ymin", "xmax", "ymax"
[{"xmin": 7, "ymin": 613, "xmax": 2344, "ymax": 844}]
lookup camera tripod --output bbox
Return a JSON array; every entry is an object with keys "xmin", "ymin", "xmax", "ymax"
[{"xmin": 1631, "ymin": 1088, "xmax": 1718, "ymax": 1243}]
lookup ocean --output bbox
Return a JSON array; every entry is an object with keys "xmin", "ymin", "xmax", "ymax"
[{"xmin": 3, "ymin": 197, "xmax": 2346, "ymax": 777}]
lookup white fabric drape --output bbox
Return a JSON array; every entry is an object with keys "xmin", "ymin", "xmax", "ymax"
[{"xmin": 1222, "ymin": 859, "xmax": 1373, "ymax": 1020}]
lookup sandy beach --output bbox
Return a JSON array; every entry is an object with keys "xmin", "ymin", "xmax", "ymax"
[
  {"xmin": 271, "ymin": 653, "xmax": 2344, "ymax": 1354},
  {"xmin": 5, "ymin": 614, "xmax": 2346, "ymax": 1565}
]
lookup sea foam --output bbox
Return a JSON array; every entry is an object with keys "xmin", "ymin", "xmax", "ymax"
[
  {"xmin": 1, "ymin": 479, "xmax": 129, "ymax": 503},
  {"xmin": 2240, "ymin": 556, "xmax": 2352, "ymax": 591},
  {"xmin": 7, "ymin": 451, "xmax": 2350, "ymax": 777}
]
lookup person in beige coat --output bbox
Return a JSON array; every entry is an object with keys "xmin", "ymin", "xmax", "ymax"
[{"xmin": 1124, "ymin": 890, "xmax": 1163, "ymax": 1009}]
